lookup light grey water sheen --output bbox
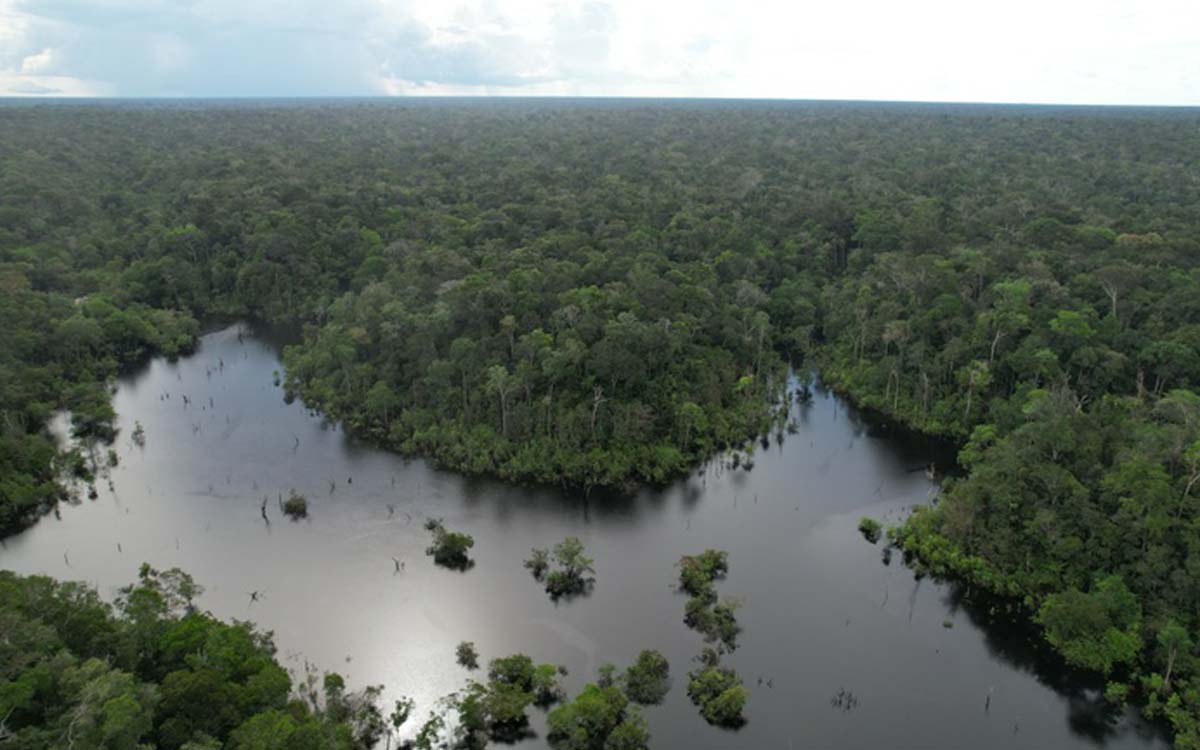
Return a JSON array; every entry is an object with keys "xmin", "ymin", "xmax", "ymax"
[{"xmin": 0, "ymin": 324, "xmax": 1168, "ymax": 749}]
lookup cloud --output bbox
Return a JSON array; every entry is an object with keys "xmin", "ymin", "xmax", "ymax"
[
  {"xmin": 19, "ymin": 47, "xmax": 53, "ymax": 73},
  {"xmin": 7, "ymin": 80, "xmax": 60, "ymax": 94},
  {"xmin": 0, "ymin": 0, "xmax": 1196, "ymax": 103},
  {"xmin": 4, "ymin": 0, "xmax": 387, "ymax": 95}
]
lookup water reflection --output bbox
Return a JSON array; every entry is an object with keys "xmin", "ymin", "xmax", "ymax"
[{"xmin": 0, "ymin": 324, "xmax": 1168, "ymax": 750}]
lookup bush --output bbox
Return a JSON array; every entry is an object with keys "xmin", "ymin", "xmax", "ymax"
[
  {"xmin": 528, "ymin": 537, "xmax": 595, "ymax": 599},
  {"xmin": 677, "ymin": 550, "xmax": 728, "ymax": 598},
  {"xmin": 456, "ymin": 641, "xmax": 479, "ymax": 670},
  {"xmin": 623, "ymin": 650, "xmax": 670, "ymax": 705},
  {"xmin": 701, "ymin": 683, "xmax": 748, "ymax": 726},
  {"xmin": 546, "ymin": 683, "xmax": 647, "ymax": 750},
  {"xmin": 282, "ymin": 489, "xmax": 308, "ymax": 519},
  {"xmin": 686, "ymin": 650, "xmax": 746, "ymax": 727},
  {"xmin": 523, "ymin": 548, "xmax": 549, "ymax": 580},
  {"xmin": 487, "ymin": 654, "xmax": 565, "ymax": 707},
  {"xmin": 424, "ymin": 518, "xmax": 475, "ymax": 569},
  {"xmin": 678, "ymin": 550, "xmax": 739, "ymax": 647},
  {"xmin": 858, "ymin": 517, "xmax": 882, "ymax": 544}
]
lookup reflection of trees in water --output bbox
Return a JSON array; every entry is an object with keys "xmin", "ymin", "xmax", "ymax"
[
  {"xmin": 937, "ymin": 581, "xmax": 1170, "ymax": 746},
  {"xmin": 814, "ymin": 371, "xmax": 960, "ymax": 472}
]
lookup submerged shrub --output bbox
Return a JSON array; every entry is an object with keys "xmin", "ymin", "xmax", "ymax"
[
  {"xmin": 858, "ymin": 517, "xmax": 882, "ymax": 544},
  {"xmin": 623, "ymin": 650, "xmax": 671, "ymax": 705},
  {"xmin": 282, "ymin": 489, "xmax": 308, "ymax": 519},
  {"xmin": 424, "ymin": 518, "xmax": 475, "ymax": 569}
]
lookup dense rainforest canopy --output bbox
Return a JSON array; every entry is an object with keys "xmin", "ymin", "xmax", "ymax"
[
  {"xmin": 0, "ymin": 565, "xmax": 390, "ymax": 749},
  {"xmin": 2, "ymin": 99, "xmax": 1200, "ymax": 745}
]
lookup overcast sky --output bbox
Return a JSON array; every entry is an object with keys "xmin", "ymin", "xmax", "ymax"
[{"xmin": 1, "ymin": 0, "xmax": 1197, "ymax": 104}]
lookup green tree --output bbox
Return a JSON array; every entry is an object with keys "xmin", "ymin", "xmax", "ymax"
[
  {"xmin": 1035, "ymin": 576, "xmax": 1142, "ymax": 674},
  {"xmin": 365, "ymin": 381, "xmax": 400, "ymax": 428},
  {"xmin": 1157, "ymin": 621, "xmax": 1194, "ymax": 692},
  {"xmin": 685, "ymin": 652, "xmax": 746, "ymax": 728},
  {"xmin": 456, "ymin": 641, "xmax": 480, "ymax": 670},
  {"xmin": 546, "ymin": 683, "xmax": 646, "ymax": 750},
  {"xmin": 622, "ymin": 650, "xmax": 670, "ymax": 705},
  {"xmin": 543, "ymin": 537, "xmax": 595, "ymax": 598},
  {"xmin": 423, "ymin": 519, "xmax": 475, "ymax": 570}
]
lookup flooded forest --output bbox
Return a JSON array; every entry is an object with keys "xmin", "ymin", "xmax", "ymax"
[{"xmin": 1, "ymin": 100, "xmax": 1198, "ymax": 749}]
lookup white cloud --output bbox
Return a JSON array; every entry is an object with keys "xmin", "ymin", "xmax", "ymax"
[
  {"xmin": 0, "ymin": 0, "xmax": 1196, "ymax": 102},
  {"xmin": 19, "ymin": 46, "xmax": 52, "ymax": 73}
]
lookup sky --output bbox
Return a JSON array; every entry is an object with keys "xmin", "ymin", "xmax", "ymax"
[{"xmin": 1, "ymin": 0, "xmax": 1197, "ymax": 104}]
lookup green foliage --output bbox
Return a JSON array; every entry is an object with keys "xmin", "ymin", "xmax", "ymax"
[
  {"xmin": 528, "ymin": 537, "xmax": 596, "ymax": 598},
  {"xmin": 1157, "ymin": 621, "xmax": 1195, "ymax": 691},
  {"xmin": 411, "ymin": 713, "xmax": 445, "ymax": 750},
  {"xmin": 1106, "ymin": 681, "xmax": 1130, "ymax": 706},
  {"xmin": 118, "ymin": 563, "xmax": 204, "ymax": 626},
  {"xmin": 487, "ymin": 653, "xmax": 564, "ymax": 706},
  {"xmin": 545, "ymin": 683, "xmax": 648, "ymax": 750},
  {"xmin": 486, "ymin": 654, "xmax": 536, "ymax": 689},
  {"xmin": 456, "ymin": 641, "xmax": 480, "ymax": 670},
  {"xmin": 595, "ymin": 664, "xmax": 617, "ymax": 689},
  {"xmin": 684, "ymin": 598, "xmax": 742, "ymax": 651},
  {"xmin": 389, "ymin": 696, "xmax": 415, "ymax": 730},
  {"xmin": 896, "ymin": 386, "xmax": 1200, "ymax": 738},
  {"xmin": 7, "ymin": 99, "xmax": 1200, "ymax": 745},
  {"xmin": 1036, "ymin": 576, "xmax": 1142, "ymax": 674},
  {"xmin": 621, "ymin": 650, "xmax": 671, "ymax": 705},
  {"xmin": 281, "ymin": 489, "xmax": 308, "ymax": 520},
  {"xmin": 678, "ymin": 550, "xmax": 739, "ymax": 649},
  {"xmin": 0, "ymin": 569, "xmax": 380, "ymax": 750},
  {"xmin": 685, "ymin": 650, "xmax": 747, "ymax": 727},
  {"xmin": 453, "ymin": 679, "xmax": 534, "ymax": 745},
  {"xmin": 677, "ymin": 549, "xmax": 728, "ymax": 599},
  {"xmin": 445, "ymin": 653, "xmax": 565, "ymax": 746},
  {"xmin": 857, "ymin": 517, "xmax": 882, "ymax": 544},
  {"xmin": 523, "ymin": 547, "xmax": 550, "ymax": 580},
  {"xmin": 423, "ymin": 518, "xmax": 475, "ymax": 570}
]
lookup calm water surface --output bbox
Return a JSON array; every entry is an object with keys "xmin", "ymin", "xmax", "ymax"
[{"xmin": 0, "ymin": 325, "xmax": 1167, "ymax": 749}]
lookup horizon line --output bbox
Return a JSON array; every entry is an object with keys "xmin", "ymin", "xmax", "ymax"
[{"xmin": 2, "ymin": 94, "xmax": 1199, "ymax": 109}]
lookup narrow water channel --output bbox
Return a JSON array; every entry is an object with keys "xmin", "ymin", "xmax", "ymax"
[{"xmin": 0, "ymin": 324, "xmax": 1167, "ymax": 749}]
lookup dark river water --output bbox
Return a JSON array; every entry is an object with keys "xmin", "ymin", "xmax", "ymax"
[{"xmin": 0, "ymin": 324, "xmax": 1168, "ymax": 749}]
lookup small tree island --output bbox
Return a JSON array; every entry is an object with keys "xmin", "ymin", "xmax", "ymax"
[
  {"xmin": 282, "ymin": 489, "xmax": 308, "ymax": 520},
  {"xmin": 524, "ymin": 537, "xmax": 595, "ymax": 599},
  {"xmin": 678, "ymin": 549, "xmax": 740, "ymax": 649},
  {"xmin": 623, "ymin": 649, "xmax": 671, "ymax": 706},
  {"xmin": 687, "ymin": 648, "xmax": 748, "ymax": 728},
  {"xmin": 456, "ymin": 641, "xmax": 480, "ymax": 670},
  {"xmin": 858, "ymin": 517, "xmax": 883, "ymax": 544},
  {"xmin": 424, "ymin": 518, "xmax": 475, "ymax": 570}
]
